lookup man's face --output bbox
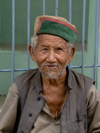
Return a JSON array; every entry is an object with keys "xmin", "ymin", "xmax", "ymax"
[{"xmin": 31, "ymin": 34, "xmax": 74, "ymax": 79}]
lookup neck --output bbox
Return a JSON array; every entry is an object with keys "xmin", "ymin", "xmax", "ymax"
[{"xmin": 42, "ymin": 69, "xmax": 67, "ymax": 95}]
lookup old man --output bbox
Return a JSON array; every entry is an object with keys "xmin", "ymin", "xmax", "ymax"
[{"xmin": 0, "ymin": 15, "xmax": 100, "ymax": 133}]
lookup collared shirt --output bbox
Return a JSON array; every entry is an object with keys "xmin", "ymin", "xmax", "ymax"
[
  {"xmin": 31, "ymin": 102, "xmax": 60, "ymax": 133},
  {"xmin": 0, "ymin": 82, "xmax": 100, "ymax": 133}
]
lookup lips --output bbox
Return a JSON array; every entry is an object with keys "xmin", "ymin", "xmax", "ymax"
[
  {"xmin": 41, "ymin": 62, "xmax": 60, "ymax": 70},
  {"xmin": 45, "ymin": 65, "xmax": 57, "ymax": 69},
  {"xmin": 48, "ymin": 65, "xmax": 55, "ymax": 67}
]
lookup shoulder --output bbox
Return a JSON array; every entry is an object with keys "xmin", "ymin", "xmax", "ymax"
[
  {"xmin": 14, "ymin": 68, "xmax": 40, "ymax": 95},
  {"xmin": 86, "ymin": 84, "xmax": 100, "ymax": 108},
  {"xmin": 68, "ymin": 68, "xmax": 95, "ymax": 93},
  {"xmin": 0, "ymin": 82, "xmax": 19, "ymax": 132},
  {"xmin": 86, "ymin": 84, "xmax": 100, "ymax": 132},
  {"xmin": 15, "ymin": 68, "xmax": 39, "ymax": 81},
  {"xmin": 15, "ymin": 68, "xmax": 39, "ymax": 86},
  {"xmin": 70, "ymin": 69, "xmax": 94, "ymax": 82}
]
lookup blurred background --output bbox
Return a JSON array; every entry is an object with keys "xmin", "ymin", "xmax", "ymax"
[{"xmin": 0, "ymin": 0, "xmax": 100, "ymax": 109}]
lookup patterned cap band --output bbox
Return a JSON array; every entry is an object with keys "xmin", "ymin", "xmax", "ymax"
[{"xmin": 34, "ymin": 15, "xmax": 77, "ymax": 43}]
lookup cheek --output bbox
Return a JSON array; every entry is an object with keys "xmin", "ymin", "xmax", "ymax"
[
  {"xmin": 57, "ymin": 54, "xmax": 68, "ymax": 64},
  {"xmin": 35, "ymin": 52, "xmax": 47, "ymax": 63}
]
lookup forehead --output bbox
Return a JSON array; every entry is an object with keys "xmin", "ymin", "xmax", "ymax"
[{"xmin": 38, "ymin": 34, "xmax": 67, "ymax": 46}]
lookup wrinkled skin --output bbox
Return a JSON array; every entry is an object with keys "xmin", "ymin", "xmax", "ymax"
[
  {"xmin": 29, "ymin": 34, "xmax": 75, "ymax": 118},
  {"xmin": 29, "ymin": 34, "xmax": 75, "ymax": 79}
]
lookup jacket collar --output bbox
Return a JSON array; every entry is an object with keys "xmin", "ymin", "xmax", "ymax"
[
  {"xmin": 30, "ymin": 69, "xmax": 43, "ymax": 93},
  {"xmin": 67, "ymin": 67, "xmax": 74, "ymax": 90}
]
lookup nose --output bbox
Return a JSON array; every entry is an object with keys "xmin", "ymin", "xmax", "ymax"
[{"xmin": 46, "ymin": 50, "xmax": 57, "ymax": 63}]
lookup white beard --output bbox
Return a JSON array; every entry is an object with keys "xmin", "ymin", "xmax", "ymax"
[{"xmin": 36, "ymin": 60, "xmax": 68, "ymax": 79}]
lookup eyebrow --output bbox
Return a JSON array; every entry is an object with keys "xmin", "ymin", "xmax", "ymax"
[
  {"xmin": 39, "ymin": 44, "xmax": 48, "ymax": 47},
  {"xmin": 56, "ymin": 44, "xmax": 67, "ymax": 48}
]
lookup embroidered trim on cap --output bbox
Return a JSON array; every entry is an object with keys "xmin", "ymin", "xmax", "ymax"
[{"xmin": 36, "ymin": 17, "xmax": 77, "ymax": 35}]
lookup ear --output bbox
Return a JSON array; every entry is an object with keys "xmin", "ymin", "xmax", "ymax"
[
  {"xmin": 68, "ymin": 46, "xmax": 75, "ymax": 64},
  {"xmin": 28, "ymin": 44, "xmax": 36, "ymax": 62}
]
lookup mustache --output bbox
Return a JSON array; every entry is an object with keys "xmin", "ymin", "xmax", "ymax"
[{"xmin": 41, "ymin": 62, "xmax": 60, "ymax": 68}]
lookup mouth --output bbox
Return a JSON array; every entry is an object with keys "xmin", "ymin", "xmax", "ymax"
[{"xmin": 45, "ymin": 65, "xmax": 58, "ymax": 69}]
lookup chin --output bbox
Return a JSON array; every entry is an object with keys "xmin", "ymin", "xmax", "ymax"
[
  {"xmin": 42, "ymin": 71, "xmax": 62, "ymax": 79},
  {"xmin": 40, "ymin": 67, "xmax": 66, "ymax": 79}
]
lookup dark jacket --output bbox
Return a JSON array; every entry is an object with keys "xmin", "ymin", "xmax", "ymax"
[{"xmin": 13, "ymin": 67, "xmax": 95, "ymax": 133}]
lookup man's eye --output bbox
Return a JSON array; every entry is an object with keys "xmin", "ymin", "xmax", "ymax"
[
  {"xmin": 57, "ymin": 48, "xmax": 62, "ymax": 50},
  {"xmin": 42, "ymin": 48, "xmax": 48, "ymax": 50}
]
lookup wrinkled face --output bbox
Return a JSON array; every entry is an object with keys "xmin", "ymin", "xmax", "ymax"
[{"xmin": 31, "ymin": 34, "xmax": 74, "ymax": 79}]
